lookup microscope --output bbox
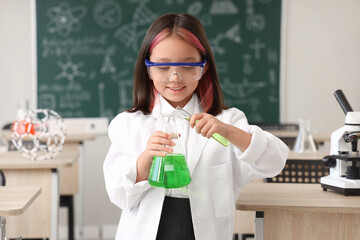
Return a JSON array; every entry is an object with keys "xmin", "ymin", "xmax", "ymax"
[{"xmin": 321, "ymin": 90, "xmax": 360, "ymax": 196}]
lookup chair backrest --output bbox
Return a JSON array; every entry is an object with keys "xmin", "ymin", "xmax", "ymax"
[
  {"xmin": 2, "ymin": 122, "xmax": 12, "ymax": 130},
  {"xmin": 0, "ymin": 170, "xmax": 5, "ymax": 186}
]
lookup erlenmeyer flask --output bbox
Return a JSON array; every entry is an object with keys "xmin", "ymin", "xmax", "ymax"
[
  {"xmin": 148, "ymin": 113, "xmax": 191, "ymax": 188},
  {"xmin": 293, "ymin": 118, "xmax": 317, "ymax": 153}
]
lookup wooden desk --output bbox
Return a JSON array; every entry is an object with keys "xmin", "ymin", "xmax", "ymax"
[
  {"xmin": 288, "ymin": 149, "xmax": 329, "ymax": 160},
  {"xmin": 0, "ymin": 187, "xmax": 41, "ymax": 216},
  {"xmin": 237, "ymin": 183, "xmax": 360, "ymax": 240},
  {"xmin": 0, "ymin": 187, "xmax": 41, "ymax": 239},
  {"xmin": 0, "ymin": 144, "xmax": 79, "ymax": 239},
  {"xmin": 268, "ymin": 130, "xmax": 330, "ymax": 143}
]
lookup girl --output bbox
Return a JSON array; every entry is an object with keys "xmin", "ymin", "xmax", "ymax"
[{"xmin": 104, "ymin": 13, "xmax": 289, "ymax": 240}]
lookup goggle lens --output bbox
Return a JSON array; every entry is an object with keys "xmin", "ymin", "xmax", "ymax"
[{"xmin": 145, "ymin": 59, "xmax": 207, "ymax": 82}]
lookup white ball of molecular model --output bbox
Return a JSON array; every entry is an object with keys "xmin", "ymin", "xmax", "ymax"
[{"xmin": 11, "ymin": 109, "xmax": 66, "ymax": 160}]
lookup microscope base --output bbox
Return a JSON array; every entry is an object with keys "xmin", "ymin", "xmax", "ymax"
[
  {"xmin": 321, "ymin": 183, "xmax": 360, "ymax": 196},
  {"xmin": 321, "ymin": 176, "xmax": 360, "ymax": 195}
]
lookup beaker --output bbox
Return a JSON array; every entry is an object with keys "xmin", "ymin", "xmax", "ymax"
[
  {"xmin": 293, "ymin": 118, "xmax": 317, "ymax": 153},
  {"xmin": 148, "ymin": 113, "xmax": 191, "ymax": 188}
]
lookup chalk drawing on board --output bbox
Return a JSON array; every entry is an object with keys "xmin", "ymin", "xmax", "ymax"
[
  {"xmin": 55, "ymin": 59, "xmax": 86, "ymax": 85},
  {"xmin": 248, "ymin": 99, "xmax": 263, "ymax": 122},
  {"xmin": 132, "ymin": 29, "xmax": 148, "ymax": 53},
  {"xmin": 115, "ymin": 80, "xmax": 133, "ymax": 112},
  {"xmin": 246, "ymin": 14, "xmax": 265, "ymax": 32},
  {"xmin": 268, "ymin": 68, "xmax": 276, "ymax": 85},
  {"xmin": 98, "ymin": 82, "xmax": 114, "ymax": 119},
  {"xmin": 198, "ymin": 14, "xmax": 213, "ymax": 27},
  {"xmin": 111, "ymin": 68, "xmax": 130, "ymax": 82},
  {"xmin": 224, "ymin": 97, "xmax": 263, "ymax": 122},
  {"xmin": 93, "ymin": 0, "xmax": 122, "ymax": 29},
  {"xmin": 268, "ymin": 68, "xmax": 278, "ymax": 103},
  {"xmin": 46, "ymin": 2, "xmax": 87, "ymax": 37},
  {"xmin": 101, "ymin": 45, "xmax": 117, "ymax": 74},
  {"xmin": 245, "ymin": 0, "xmax": 255, "ymax": 15},
  {"xmin": 187, "ymin": 2, "xmax": 203, "ymax": 15},
  {"xmin": 58, "ymin": 90, "xmax": 91, "ymax": 110},
  {"xmin": 38, "ymin": 94, "xmax": 56, "ymax": 109},
  {"xmin": 165, "ymin": 0, "xmax": 186, "ymax": 5},
  {"xmin": 88, "ymin": 70, "xmax": 97, "ymax": 81},
  {"xmin": 110, "ymin": 69, "xmax": 133, "ymax": 112},
  {"xmin": 242, "ymin": 54, "xmax": 253, "ymax": 75},
  {"xmin": 227, "ymin": 98, "xmax": 263, "ymax": 122},
  {"xmin": 209, "ymin": 0, "xmax": 238, "ymax": 15},
  {"xmin": 267, "ymin": 49, "xmax": 278, "ymax": 64},
  {"xmin": 268, "ymin": 89, "xmax": 278, "ymax": 103},
  {"xmin": 249, "ymin": 38, "xmax": 266, "ymax": 60},
  {"xmin": 221, "ymin": 78, "xmax": 265, "ymax": 99},
  {"xmin": 101, "ymin": 55, "xmax": 117, "ymax": 74},
  {"xmin": 209, "ymin": 23, "xmax": 241, "ymax": 55},
  {"xmin": 216, "ymin": 62, "xmax": 229, "ymax": 74},
  {"xmin": 114, "ymin": 3, "xmax": 157, "ymax": 52},
  {"xmin": 258, "ymin": 0, "xmax": 272, "ymax": 3}
]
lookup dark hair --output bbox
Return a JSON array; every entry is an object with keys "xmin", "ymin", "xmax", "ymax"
[{"xmin": 128, "ymin": 13, "xmax": 226, "ymax": 116}]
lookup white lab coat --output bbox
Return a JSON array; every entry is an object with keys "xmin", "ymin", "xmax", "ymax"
[{"xmin": 104, "ymin": 94, "xmax": 289, "ymax": 240}]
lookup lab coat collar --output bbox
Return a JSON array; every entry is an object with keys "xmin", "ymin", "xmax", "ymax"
[
  {"xmin": 151, "ymin": 93, "xmax": 198, "ymax": 117},
  {"xmin": 150, "ymin": 93, "xmax": 209, "ymax": 174}
]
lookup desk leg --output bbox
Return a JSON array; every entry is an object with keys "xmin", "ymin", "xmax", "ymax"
[
  {"xmin": 0, "ymin": 217, "xmax": 6, "ymax": 240},
  {"xmin": 254, "ymin": 211, "xmax": 264, "ymax": 240},
  {"xmin": 77, "ymin": 143, "xmax": 85, "ymax": 240},
  {"xmin": 51, "ymin": 169, "xmax": 59, "ymax": 240}
]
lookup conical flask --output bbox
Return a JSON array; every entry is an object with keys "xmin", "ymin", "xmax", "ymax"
[
  {"xmin": 293, "ymin": 118, "xmax": 317, "ymax": 153},
  {"xmin": 148, "ymin": 113, "xmax": 191, "ymax": 188}
]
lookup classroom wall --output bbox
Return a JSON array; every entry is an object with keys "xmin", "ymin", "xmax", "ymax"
[
  {"xmin": 284, "ymin": 0, "xmax": 360, "ymax": 134},
  {"xmin": 0, "ymin": 0, "xmax": 359, "ymax": 239}
]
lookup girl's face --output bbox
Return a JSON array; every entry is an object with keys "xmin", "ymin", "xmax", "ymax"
[{"xmin": 149, "ymin": 35, "xmax": 202, "ymax": 108}]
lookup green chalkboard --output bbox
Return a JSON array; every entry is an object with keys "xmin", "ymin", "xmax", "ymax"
[{"xmin": 36, "ymin": 0, "xmax": 282, "ymax": 122}]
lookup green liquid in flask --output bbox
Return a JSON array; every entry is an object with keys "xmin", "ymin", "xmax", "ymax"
[{"xmin": 148, "ymin": 153, "xmax": 191, "ymax": 188}]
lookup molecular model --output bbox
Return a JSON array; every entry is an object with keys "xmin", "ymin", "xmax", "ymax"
[{"xmin": 11, "ymin": 109, "xmax": 66, "ymax": 161}]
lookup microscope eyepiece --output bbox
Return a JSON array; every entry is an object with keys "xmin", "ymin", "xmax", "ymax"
[{"xmin": 334, "ymin": 89, "xmax": 353, "ymax": 115}]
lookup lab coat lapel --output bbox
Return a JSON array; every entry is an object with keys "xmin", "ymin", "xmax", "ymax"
[{"xmin": 187, "ymin": 102, "xmax": 209, "ymax": 175}]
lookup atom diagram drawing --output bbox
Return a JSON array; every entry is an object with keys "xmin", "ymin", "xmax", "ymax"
[
  {"xmin": 46, "ymin": 2, "xmax": 87, "ymax": 37},
  {"xmin": 93, "ymin": 0, "xmax": 122, "ymax": 28}
]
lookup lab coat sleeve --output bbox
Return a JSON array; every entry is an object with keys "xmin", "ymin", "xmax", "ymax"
[
  {"xmin": 228, "ymin": 108, "xmax": 289, "ymax": 186},
  {"xmin": 103, "ymin": 113, "xmax": 151, "ymax": 210}
]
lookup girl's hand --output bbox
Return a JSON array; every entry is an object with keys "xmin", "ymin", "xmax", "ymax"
[
  {"xmin": 136, "ymin": 131, "xmax": 175, "ymax": 183},
  {"xmin": 189, "ymin": 113, "xmax": 229, "ymax": 139},
  {"xmin": 144, "ymin": 131, "xmax": 175, "ymax": 158},
  {"xmin": 190, "ymin": 112, "xmax": 252, "ymax": 152}
]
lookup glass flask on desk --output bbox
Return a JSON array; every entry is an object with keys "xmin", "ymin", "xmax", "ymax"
[
  {"xmin": 0, "ymin": 133, "xmax": 8, "ymax": 154},
  {"xmin": 148, "ymin": 113, "xmax": 191, "ymax": 188},
  {"xmin": 293, "ymin": 118, "xmax": 317, "ymax": 153}
]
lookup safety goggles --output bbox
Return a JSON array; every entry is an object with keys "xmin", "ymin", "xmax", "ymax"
[{"xmin": 145, "ymin": 59, "xmax": 207, "ymax": 82}]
